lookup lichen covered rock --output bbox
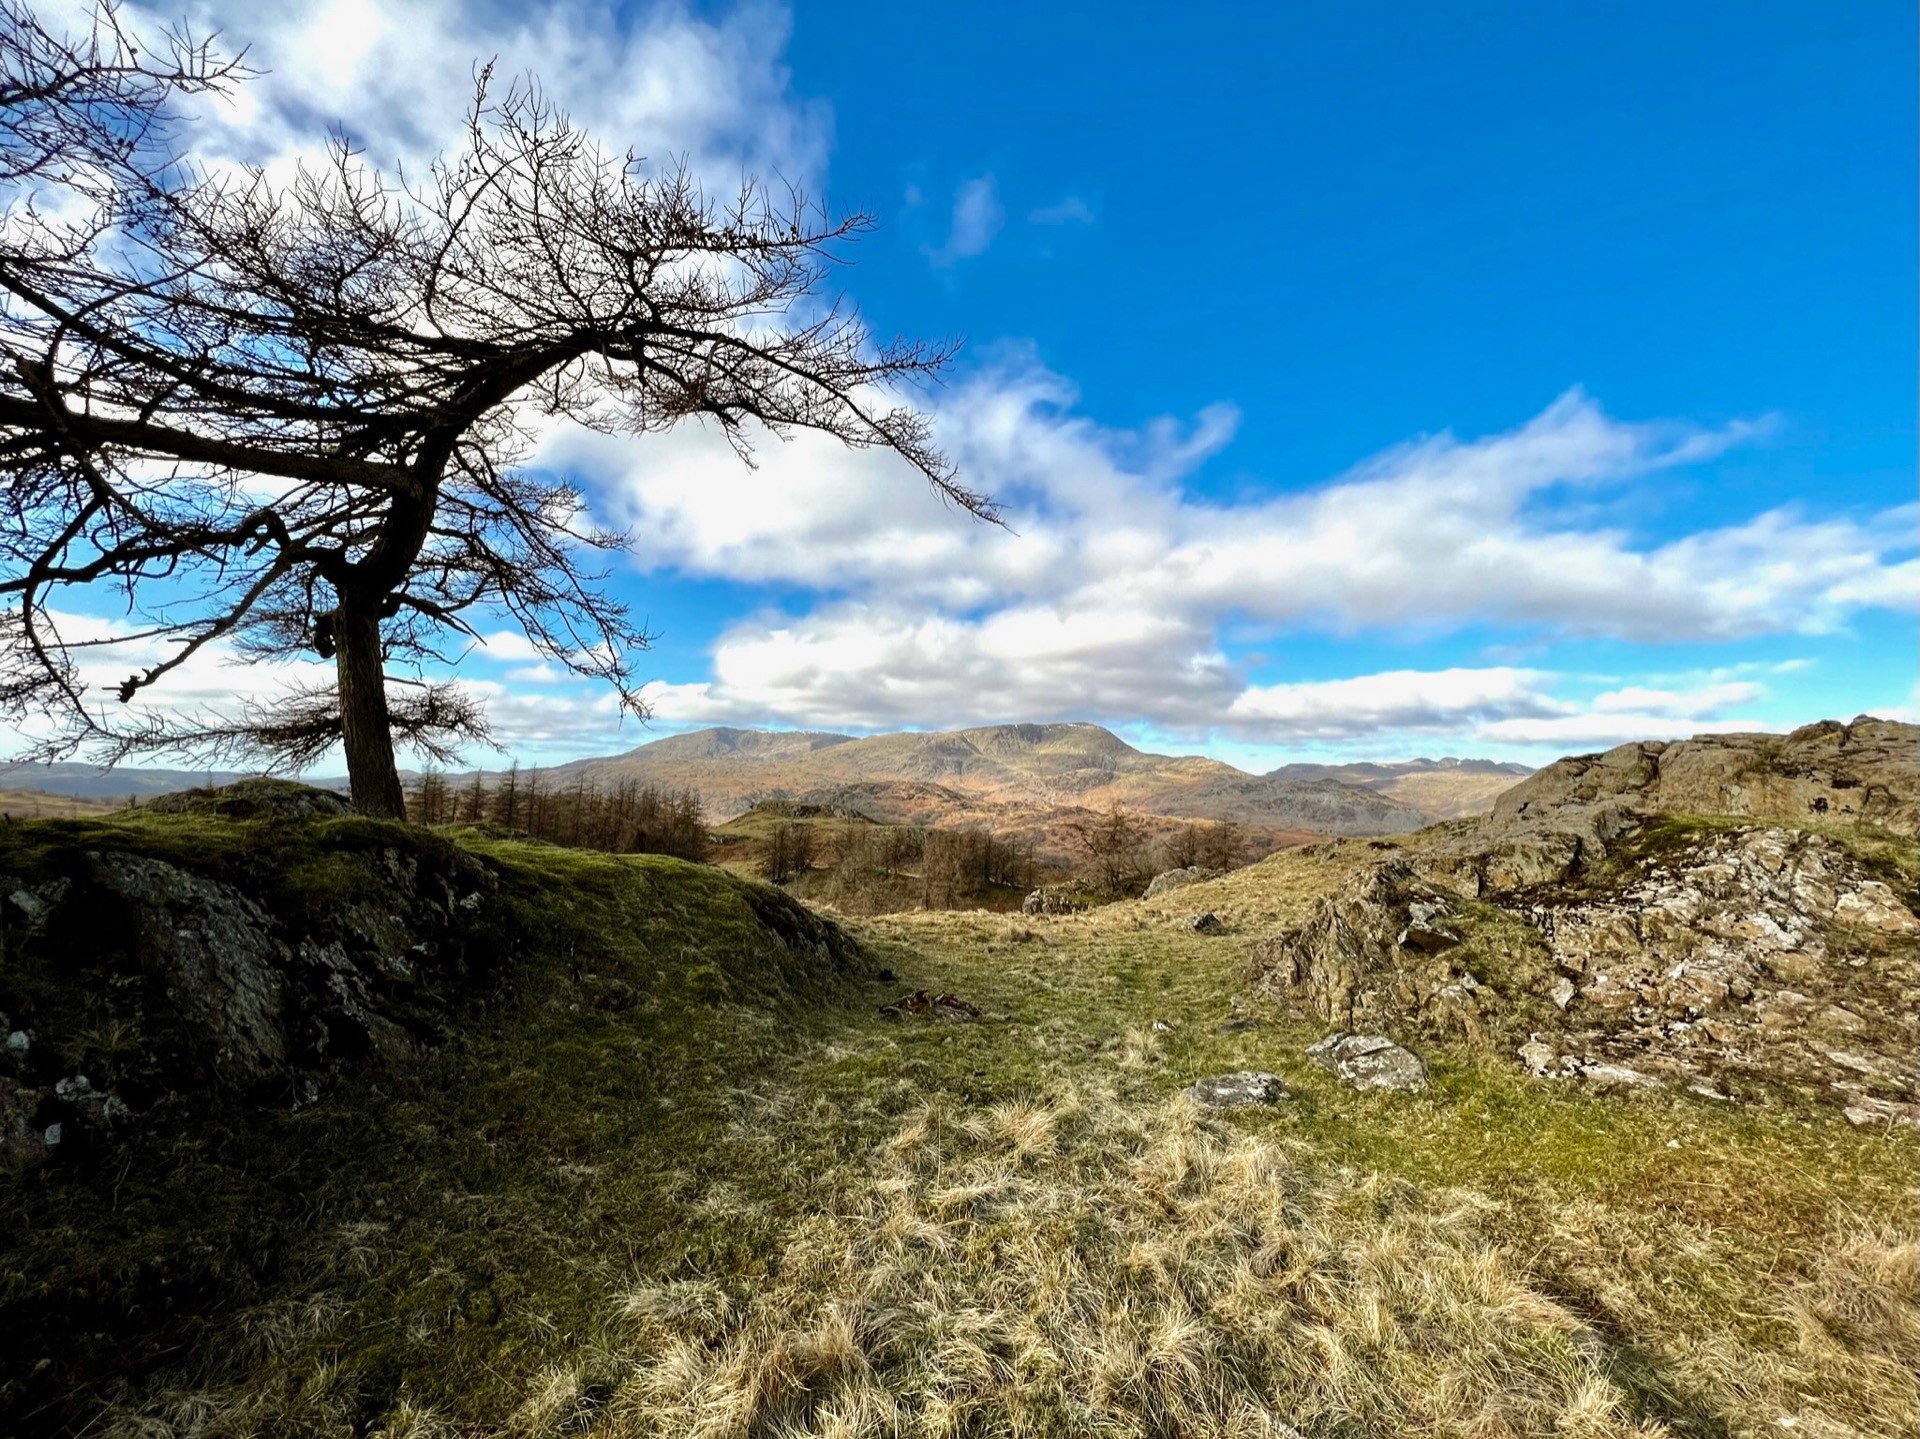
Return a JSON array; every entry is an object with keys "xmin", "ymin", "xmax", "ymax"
[
  {"xmin": 1304, "ymin": 1033, "xmax": 1428, "ymax": 1092},
  {"xmin": 1143, "ymin": 866, "xmax": 1225, "ymax": 900},
  {"xmin": 1491, "ymin": 717, "xmax": 1917, "ymax": 837},
  {"xmin": 1187, "ymin": 1071, "xmax": 1288, "ymax": 1108}
]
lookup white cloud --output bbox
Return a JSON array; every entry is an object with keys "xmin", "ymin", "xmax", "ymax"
[
  {"xmin": 170, "ymin": 0, "xmax": 829, "ymax": 186},
  {"xmin": 925, "ymin": 175, "xmax": 1003, "ymax": 266},
  {"xmin": 567, "ymin": 359, "xmax": 1910, "ymax": 662},
  {"xmin": 1221, "ymin": 668, "xmax": 1561, "ymax": 741},
  {"xmin": 1029, "ymin": 194, "xmax": 1094, "ymax": 226},
  {"xmin": 638, "ymin": 620, "xmax": 1788, "ymax": 755}
]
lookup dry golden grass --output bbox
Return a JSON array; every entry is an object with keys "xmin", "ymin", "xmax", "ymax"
[
  {"xmin": 546, "ymin": 1086, "xmax": 1667, "ymax": 1439},
  {"xmin": 368, "ymin": 1085, "xmax": 1908, "ymax": 1439}
]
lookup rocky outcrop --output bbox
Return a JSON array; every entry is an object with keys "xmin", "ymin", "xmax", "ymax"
[
  {"xmin": 1143, "ymin": 866, "xmax": 1224, "ymax": 900},
  {"xmin": 1492, "ymin": 718, "xmax": 1917, "ymax": 836},
  {"xmin": 144, "ymin": 777, "xmax": 353, "ymax": 822},
  {"xmin": 1022, "ymin": 884, "xmax": 1085, "ymax": 916},
  {"xmin": 0, "ymin": 819, "xmax": 505, "ymax": 1168},
  {"xmin": 1246, "ymin": 861, "xmax": 1486, "ymax": 1036},
  {"xmin": 1248, "ymin": 815, "xmax": 1919, "ymax": 1123},
  {"xmin": 1424, "ymin": 797, "xmax": 1641, "ymax": 897},
  {"xmin": 1511, "ymin": 826, "xmax": 1918, "ymax": 1122}
]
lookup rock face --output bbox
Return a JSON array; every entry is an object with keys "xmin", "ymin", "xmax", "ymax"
[
  {"xmin": 0, "ymin": 787, "xmax": 872, "ymax": 1171},
  {"xmin": 1246, "ymin": 861, "xmax": 1484, "ymax": 1036},
  {"xmin": 0, "ymin": 821, "xmax": 505, "ymax": 1167},
  {"xmin": 1492, "ymin": 718, "xmax": 1917, "ymax": 837},
  {"xmin": 1513, "ymin": 826, "xmax": 1918, "ymax": 1121},
  {"xmin": 1143, "ymin": 866, "xmax": 1225, "ymax": 900},
  {"xmin": 1247, "ymin": 815, "xmax": 1919, "ymax": 1123},
  {"xmin": 1304, "ymin": 1033, "xmax": 1429, "ymax": 1092},
  {"xmin": 1187, "ymin": 1071, "xmax": 1288, "ymax": 1108}
]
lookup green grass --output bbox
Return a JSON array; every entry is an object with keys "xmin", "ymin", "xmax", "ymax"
[{"xmin": 1, "ymin": 819, "xmax": 1914, "ymax": 1437}]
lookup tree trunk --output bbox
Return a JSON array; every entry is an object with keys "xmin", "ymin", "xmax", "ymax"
[{"xmin": 333, "ymin": 601, "xmax": 406, "ymax": 818}]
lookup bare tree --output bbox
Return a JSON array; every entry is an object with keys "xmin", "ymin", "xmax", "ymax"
[
  {"xmin": 0, "ymin": 0, "xmax": 241, "ymax": 189},
  {"xmin": 759, "ymin": 821, "xmax": 815, "ymax": 886},
  {"xmin": 0, "ymin": 3, "xmax": 993, "ymax": 815},
  {"xmin": 1196, "ymin": 818, "xmax": 1246, "ymax": 872},
  {"xmin": 1068, "ymin": 801, "xmax": 1146, "ymax": 897}
]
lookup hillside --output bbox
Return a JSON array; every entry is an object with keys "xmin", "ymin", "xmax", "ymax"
[
  {"xmin": 1, "ymin": 722, "xmax": 1914, "ymax": 1437},
  {"xmin": 1268, "ymin": 755, "xmax": 1534, "ymax": 820},
  {"xmin": 549, "ymin": 721, "xmax": 1434, "ymax": 835}
]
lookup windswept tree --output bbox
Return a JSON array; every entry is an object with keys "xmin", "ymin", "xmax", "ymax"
[{"xmin": 0, "ymin": 2, "xmax": 992, "ymax": 815}]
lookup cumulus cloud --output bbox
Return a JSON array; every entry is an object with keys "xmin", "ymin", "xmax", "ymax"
[
  {"xmin": 925, "ymin": 175, "xmax": 1004, "ymax": 266},
  {"xmin": 554, "ymin": 354, "xmax": 1913, "ymax": 749}
]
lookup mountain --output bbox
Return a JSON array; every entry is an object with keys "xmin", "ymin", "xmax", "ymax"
[
  {"xmin": 546, "ymin": 722, "xmax": 1432, "ymax": 836},
  {"xmin": 1265, "ymin": 756, "xmax": 1535, "ymax": 821}
]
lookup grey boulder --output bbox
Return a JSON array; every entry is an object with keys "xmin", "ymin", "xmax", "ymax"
[{"xmin": 1305, "ymin": 1032, "xmax": 1428, "ymax": 1092}]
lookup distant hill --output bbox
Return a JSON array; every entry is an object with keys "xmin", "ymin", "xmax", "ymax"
[
  {"xmin": 0, "ymin": 762, "xmax": 257, "ymax": 800},
  {"xmin": 1265, "ymin": 756, "xmax": 1534, "ymax": 821},
  {"xmin": 545, "ymin": 722, "xmax": 1434, "ymax": 836}
]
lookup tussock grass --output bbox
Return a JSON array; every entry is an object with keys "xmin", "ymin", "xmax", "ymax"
[
  {"xmin": 592, "ymin": 1087, "xmax": 1669, "ymax": 1438},
  {"xmin": 340, "ymin": 1083, "xmax": 1906, "ymax": 1439}
]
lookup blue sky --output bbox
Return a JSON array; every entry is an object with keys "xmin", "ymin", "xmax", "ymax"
[{"xmin": 43, "ymin": 0, "xmax": 1920, "ymax": 769}]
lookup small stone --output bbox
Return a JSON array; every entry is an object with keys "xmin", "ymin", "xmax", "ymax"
[
  {"xmin": 1150, "ymin": 1019, "xmax": 1174, "ymax": 1034},
  {"xmin": 1842, "ymin": 1095, "xmax": 1920, "ymax": 1128},
  {"xmin": 1811, "ymin": 1004, "xmax": 1865, "ymax": 1036},
  {"xmin": 1549, "ymin": 977, "xmax": 1578, "ymax": 1010},
  {"xmin": 1518, "ymin": 1038, "xmax": 1557, "ymax": 1075},
  {"xmin": 1397, "ymin": 920, "xmax": 1461, "ymax": 953},
  {"xmin": 1180, "ymin": 912, "xmax": 1227, "ymax": 935},
  {"xmin": 1188, "ymin": 1071, "xmax": 1288, "ymax": 1109},
  {"xmin": 42, "ymin": 1123, "xmax": 61, "ymax": 1147},
  {"xmin": 6, "ymin": 889, "xmax": 47, "ymax": 922}
]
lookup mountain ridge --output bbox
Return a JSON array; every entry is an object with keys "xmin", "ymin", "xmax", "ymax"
[
  {"xmin": 0, "ymin": 724, "xmax": 1535, "ymax": 832},
  {"xmin": 549, "ymin": 722, "xmax": 1448, "ymax": 835}
]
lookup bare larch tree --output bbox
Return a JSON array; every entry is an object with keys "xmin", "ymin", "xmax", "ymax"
[{"xmin": 0, "ymin": 1, "xmax": 992, "ymax": 815}]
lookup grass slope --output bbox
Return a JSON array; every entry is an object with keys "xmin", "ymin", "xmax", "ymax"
[{"xmin": 2, "ymin": 816, "xmax": 1915, "ymax": 1438}]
